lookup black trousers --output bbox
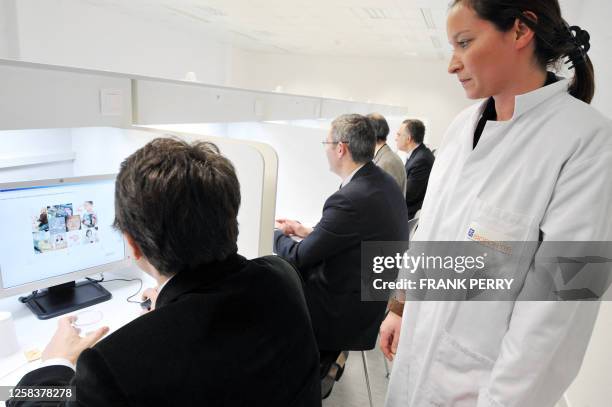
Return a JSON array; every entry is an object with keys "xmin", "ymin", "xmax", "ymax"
[{"xmin": 319, "ymin": 350, "xmax": 342, "ymax": 379}]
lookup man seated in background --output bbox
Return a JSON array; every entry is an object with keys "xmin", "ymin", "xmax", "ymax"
[
  {"xmin": 274, "ymin": 114, "xmax": 409, "ymax": 397},
  {"xmin": 9, "ymin": 138, "xmax": 321, "ymax": 407},
  {"xmin": 366, "ymin": 112, "xmax": 407, "ymax": 195},
  {"xmin": 395, "ymin": 119, "xmax": 435, "ymax": 220}
]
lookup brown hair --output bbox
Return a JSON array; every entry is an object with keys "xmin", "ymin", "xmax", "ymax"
[
  {"xmin": 113, "ymin": 138, "xmax": 241, "ymax": 276},
  {"xmin": 452, "ymin": 0, "xmax": 594, "ymax": 103},
  {"xmin": 402, "ymin": 119, "xmax": 426, "ymax": 144}
]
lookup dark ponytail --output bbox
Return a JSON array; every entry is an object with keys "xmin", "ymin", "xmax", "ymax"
[
  {"xmin": 564, "ymin": 26, "xmax": 595, "ymax": 104},
  {"xmin": 451, "ymin": 0, "xmax": 595, "ymax": 104}
]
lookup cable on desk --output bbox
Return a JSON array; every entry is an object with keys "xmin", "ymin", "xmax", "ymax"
[{"xmin": 86, "ymin": 275, "xmax": 144, "ymax": 304}]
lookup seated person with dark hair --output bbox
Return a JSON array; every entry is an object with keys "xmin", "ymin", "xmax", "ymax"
[
  {"xmin": 395, "ymin": 119, "xmax": 435, "ymax": 220},
  {"xmin": 9, "ymin": 138, "xmax": 321, "ymax": 407},
  {"xmin": 274, "ymin": 114, "xmax": 410, "ymax": 396}
]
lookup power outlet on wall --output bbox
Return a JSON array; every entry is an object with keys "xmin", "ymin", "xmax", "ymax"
[{"xmin": 99, "ymin": 89, "xmax": 123, "ymax": 116}]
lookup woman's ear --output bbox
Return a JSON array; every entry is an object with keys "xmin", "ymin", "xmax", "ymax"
[{"xmin": 514, "ymin": 11, "xmax": 537, "ymax": 50}]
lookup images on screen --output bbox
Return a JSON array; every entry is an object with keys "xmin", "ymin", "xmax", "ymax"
[{"xmin": 31, "ymin": 200, "xmax": 101, "ymax": 254}]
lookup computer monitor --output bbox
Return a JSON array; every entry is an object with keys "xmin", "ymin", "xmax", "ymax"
[{"xmin": 0, "ymin": 174, "xmax": 130, "ymax": 319}]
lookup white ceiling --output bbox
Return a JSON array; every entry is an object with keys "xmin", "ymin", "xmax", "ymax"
[
  {"xmin": 80, "ymin": 0, "xmax": 453, "ymax": 59},
  {"xmin": 79, "ymin": 0, "xmax": 595, "ymax": 60}
]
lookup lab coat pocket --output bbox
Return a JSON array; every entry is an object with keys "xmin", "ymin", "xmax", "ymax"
[
  {"xmin": 467, "ymin": 199, "xmax": 538, "ymax": 243},
  {"xmin": 426, "ymin": 330, "xmax": 495, "ymax": 406},
  {"xmin": 464, "ymin": 200, "xmax": 539, "ymax": 301}
]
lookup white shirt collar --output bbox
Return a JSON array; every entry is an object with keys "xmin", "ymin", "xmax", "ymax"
[
  {"xmin": 480, "ymin": 77, "xmax": 570, "ymax": 122},
  {"xmin": 405, "ymin": 143, "xmax": 421, "ymax": 161},
  {"xmin": 340, "ymin": 163, "xmax": 365, "ymax": 188},
  {"xmin": 157, "ymin": 274, "xmax": 174, "ymax": 294}
]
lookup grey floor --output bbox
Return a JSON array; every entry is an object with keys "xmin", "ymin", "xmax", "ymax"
[
  {"xmin": 324, "ymin": 352, "xmax": 569, "ymax": 407},
  {"xmin": 323, "ymin": 350, "xmax": 393, "ymax": 407}
]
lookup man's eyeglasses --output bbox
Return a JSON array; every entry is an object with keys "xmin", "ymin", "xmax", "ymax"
[{"xmin": 321, "ymin": 141, "xmax": 349, "ymax": 145}]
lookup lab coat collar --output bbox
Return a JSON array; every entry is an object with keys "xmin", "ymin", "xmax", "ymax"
[
  {"xmin": 513, "ymin": 77, "xmax": 569, "ymax": 120},
  {"xmin": 510, "ymin": 77, "xmax": 570, "ymax": 122},
  {"xmin": 477, "ymin": 77, "xmax": 570, "ymax": 123}
]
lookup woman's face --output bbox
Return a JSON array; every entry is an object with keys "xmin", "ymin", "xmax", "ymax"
[{"xmin": 446, "ymin": 2, "xmax": 518, "ymax": 99}]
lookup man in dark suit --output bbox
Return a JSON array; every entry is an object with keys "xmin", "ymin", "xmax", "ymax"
[
  {"xmin": 9, "ymin": 139, "xmax": 320, "ymax": 407},
  {"xmin": 395, "ymin": 119, "xmax": 435, "ymax": 220},
  {"xmin": 274, "ymin": 114, "xmax": 410, "ymax": 384}
]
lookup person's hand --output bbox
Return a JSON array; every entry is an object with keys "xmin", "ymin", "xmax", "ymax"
[
  {"xmin": 276, "ymin": 219, "xmax": 313, "ymax": 238},
  {"xmin": 275, "ymin": 218, "xmax": 295, "ymax": 235},
  {"xmin": 141, "ymin": 287, "xmax": 159, "ymax": 314},
  {"xmin": 379, "ymin": 311, "xmax": 402, "ymax": 361},
  {"xmin": 287, "ymin": 220, "xmax": 313, "ymax": 238},
  {"xmin": 42, "ymin": 316, "xmax": 109, "ymax": 365}
]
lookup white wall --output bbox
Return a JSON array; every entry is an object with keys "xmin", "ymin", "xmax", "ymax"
[
  {"xmin": 570, "ymin": 0, "xmax": 612, "ymax": 119},
  {"xmin": 0, "ymin": 0, "xmax": 19, "ymax": 59},
  {"xmin": 12, "ymin": 0, "xmax": 232, "ymax": 84},
  {"xmin": 0, "ymin": 129, "xmax": 74, "ymax": 183},
  {"xmin": 227, "ymin": 122, "xmax": 339, "ymax": 226},
  {"xmin": 565, "ymin": 302, "xmax": 612, "ymax": 407},
  {"xmin": 228, "ymin": 49, "xmax": 472, "ymax": 148}
]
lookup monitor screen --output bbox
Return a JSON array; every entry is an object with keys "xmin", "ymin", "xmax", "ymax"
[{"xmin": 0, "ymin": 176, "xmax": 126, "ymax": 290}]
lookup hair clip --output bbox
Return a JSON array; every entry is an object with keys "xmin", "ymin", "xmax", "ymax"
[{"xmin": 564, "ymin": 24, "xmax": 590, "ymax": 69}]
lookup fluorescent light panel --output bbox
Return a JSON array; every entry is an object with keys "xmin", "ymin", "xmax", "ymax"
[{"xmin": 420, "ymin": 8, "xmax": 436, "ymax": 29}]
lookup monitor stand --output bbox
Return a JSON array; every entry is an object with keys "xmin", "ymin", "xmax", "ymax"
[{"xmin": 22, "ymin": 280, "xmax": 112, "ymax": 320}]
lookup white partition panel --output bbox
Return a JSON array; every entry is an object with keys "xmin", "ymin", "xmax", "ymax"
[
  {"xmin": 0, "ymin": 128, "xmax": 75, "ymax": 183},
  {"xmin": 70, "ymin": 127, "xmax": 275, "ymax": 259},
  {"xmin": 225, "ymin": 122, "xmax": 339, "ymax": 227}
]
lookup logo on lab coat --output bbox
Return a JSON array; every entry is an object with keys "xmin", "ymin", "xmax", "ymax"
[{"xmin": 466, "ymin": 224, "xmax": 513, "ymax": 256}]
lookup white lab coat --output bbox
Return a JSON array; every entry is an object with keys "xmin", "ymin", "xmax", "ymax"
[{"xmin": 385, "ymin": 79, "xmax": 612, "ymax": 407}]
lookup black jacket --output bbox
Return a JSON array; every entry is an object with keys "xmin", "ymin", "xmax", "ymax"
[
  {"xmin": 404, "ymin": 144, "xmax": 435, "ymax": 220},
  {"xmin": 274, "ymin": 162, "xmax": 410, "ymax": 351},
  {"xmin": 9, "ymin": 255, "xmax": 321, "ymax": 407}
]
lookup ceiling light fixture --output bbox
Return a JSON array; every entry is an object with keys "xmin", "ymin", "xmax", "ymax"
[
  {"xmin": 420, "ymin": 8, "xmax": 436, "ymax": 29},
  {"xmin": 430, "ymin": 35, "xmax": 442, "ymax": 49},
  {"xmin": 164, "ymin": 6, "xmax": 210, "ymax": 23},
  {"xmin": 363, "ymin": 8, "xmax": 388, "ymax": 19},
  {"xmin": 194, "ymin": 5, "xmax": 226, "ymax": 17}
]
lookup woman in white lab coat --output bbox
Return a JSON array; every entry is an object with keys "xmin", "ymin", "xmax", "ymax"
[{"xmin": 381, "ymin": 0, "xmax": 612, "ymax": 406}]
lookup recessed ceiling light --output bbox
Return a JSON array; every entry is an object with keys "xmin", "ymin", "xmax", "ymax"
[
  {"xmin": 363, "ymin": 8, "xmax": 388, "ymax": 19},
  {"xmin": 430, "ymin": 35, "xmax": 442, "ymax": 49},
  {"xmin": 194, "ymin": 5, "xmax": 226, "ymax": 17},
  {"xmin": 164, "ymin": 6, "xmax": 210, "ymax": 23},
  {"xmin": 420, "ymin": 8, "xmax": 436, "ymax": 30},
  {"xmin": 351, "ymin": 7, "xmax": 390, "ymax": 20}
]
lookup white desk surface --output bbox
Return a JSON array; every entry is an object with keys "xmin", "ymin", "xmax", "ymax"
[{"xmin": 0, "ymin": 267, "xmax": 156, "ymax": 394}]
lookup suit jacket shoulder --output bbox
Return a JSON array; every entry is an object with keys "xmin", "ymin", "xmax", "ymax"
[
  {"xmin": 372, "ymin": 145, "xmax": 407, "ymax": 195},
  {"xmin": 11, "ymin": 255, "xmax": 321, "ymax": 407},
  {"xmin": 405, "ymin": 144, "xmax": 434, "ymax": 171}
]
